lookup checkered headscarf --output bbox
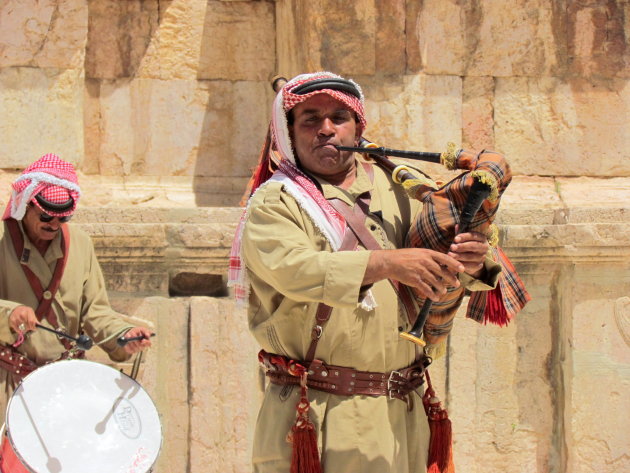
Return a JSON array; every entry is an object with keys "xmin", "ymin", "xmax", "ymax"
[
  {"xmin": 3, "ymin": 153, "xmax": 81, "ymax": 221},
  {"xmin": 229, "ymin": 72, "xmax": 369, "ymax": 305},
  {"xmin": 271, "ymin": 72, "xmax": 366, "ymax": 166}
]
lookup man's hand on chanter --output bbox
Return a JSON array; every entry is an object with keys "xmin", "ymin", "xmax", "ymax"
[
  {"xmin": 365, "ymin": 248, "xmax": 465, "ymax": 302},
  {"xmin": 447, "ymin": 227, "xmax": 490, "ymax": 278}
]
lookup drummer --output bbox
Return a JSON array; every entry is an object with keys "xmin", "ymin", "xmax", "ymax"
[
  {"xmin": 229, "ymin": 72, "xmax": 501, "ymax": 472},
  {"xmin": 0, "ymin": 154, "xmax": 153, "ymax": 424}
]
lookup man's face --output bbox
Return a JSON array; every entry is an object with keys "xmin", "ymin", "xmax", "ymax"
[
  {"xmin": 289, "ymin": 94, "xmax": 360, "ymax": 182},
  {"xmin": 22, "ymin": 205, "xmax": 65, "ymax": 243}
]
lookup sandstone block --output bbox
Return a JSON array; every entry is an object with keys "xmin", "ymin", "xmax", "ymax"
[
  {"xmin": 85, "ymin": 79, "xmax": 271, "ymax": 185},
  {"xmin": 568, "ymin": 2, "xmax": 630, "ymax": 78},
  {"xmin": 410, "ymin": 0, "xmax": 559, "ymax": 76},
  {"xmin": 189, "ymin": 297, "xmax": 262, "ymax": 473},
  {"xmin": 375, "ymin": 0, "xmax": 406, "ymax": 75},
  {"xmin": 0, "ymin": 0, "xmax": 87, "ymax": 69},
  {"xmin": 568, "ymin": 265, "xmax": 630, "ymax": 473},
  {"xmin": 362, "ymin": 74, "xmax": 462, "ymax": 181},
  {"xmin": 494, "ymin": 77, "xmax": 630, "ymax": 177},
  {"xmin": 276, "ymin": 0, "xmax": 376, "ymax": 77},
  {"xmin": 462, "ymin": 76, "xmax": 495, "ymax": 150},
  {"xmin": 0, "ymin": 67, "xmax": 84, "ymax": 169},
  {"xmin": 199, "ymin": 1, "xmax": 275, "ymax": 80},
  {"xmin": 85, "ymin": 0, "xmax": 159, "ymax": 79}
]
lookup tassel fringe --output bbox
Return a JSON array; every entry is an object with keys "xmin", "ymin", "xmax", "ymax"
[
  {"xmin": 423, "ymin": 371, "xmax": 455, "ymax": 473},
  {"xmin": 287, "ymin": 363, "xmax": 322, "ymax": 473}
]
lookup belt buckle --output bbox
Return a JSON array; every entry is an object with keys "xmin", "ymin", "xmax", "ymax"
[{"xmin": 387, "ymin": 370, "xmax": 403, "ymax": 400}]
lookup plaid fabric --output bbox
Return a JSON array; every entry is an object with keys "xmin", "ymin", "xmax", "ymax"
[
  {"xmin": 407, "ymin": 149, "xmax": 530, "ymax": 325},
  {"xmin": 3, "ymin": 153, "xmax": 81, "ymax": 220}
]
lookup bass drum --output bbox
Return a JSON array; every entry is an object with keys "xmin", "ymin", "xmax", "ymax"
[{"xmin": 0, "ymin": 359, "xmax": 162, "ymax": 473}]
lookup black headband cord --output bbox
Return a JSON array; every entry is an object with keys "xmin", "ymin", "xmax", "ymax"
[
  {"xmin": 291, "ymin": 78, "xmax": 361, "ymax": 100},
  {"xmin": 34, "ymin": 193, "xmax": 74, "ymax": 213}
]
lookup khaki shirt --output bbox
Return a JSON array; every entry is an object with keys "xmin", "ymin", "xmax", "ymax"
[
  {"xmin": 0, "ymin": 220, "xmax": 133, "ymax": 423},
  {"xmin": 242, "ymin": 159, "xmax": 498, "ymax": 473}
]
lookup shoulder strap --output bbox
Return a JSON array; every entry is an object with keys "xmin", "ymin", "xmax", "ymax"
[
  {"xmin": 305, "ymin": 227, "xmax": 359, "ymax": 363},
  {"xmin": 6, "ymin": 219, "xmax": 71, "ymax": 341}
]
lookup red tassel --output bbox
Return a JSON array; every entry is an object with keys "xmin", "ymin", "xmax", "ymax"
[
  {"xmin": 287, "ymin": 365, "xmax": 322, "ymax": 473},
  {"xmin": 483, "ymin": 284, "xmax": 510, "ymax": 327},
  {"xmin": 290, "ymin": 419, "xmax": 322, "ymax": 473},
  {"xmin": 423, "ymin": 371, "xmax": 455, "ymax": 473}
]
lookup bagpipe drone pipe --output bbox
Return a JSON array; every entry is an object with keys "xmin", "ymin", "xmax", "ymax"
[{"xmin": 336, "ymin": 140, "xmax": 531, "ymax": 347}]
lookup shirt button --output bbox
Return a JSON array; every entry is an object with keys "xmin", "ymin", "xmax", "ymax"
[{"xmin": 43, "ymin": 291, "xmax": 52, "ymax": 300}]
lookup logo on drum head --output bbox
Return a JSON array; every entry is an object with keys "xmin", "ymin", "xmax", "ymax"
[{"xmin": 114, "ymin": 399, "xmax": 142, "ymax": 439}]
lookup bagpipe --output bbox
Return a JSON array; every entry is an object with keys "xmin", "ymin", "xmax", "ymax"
[
  {"xmin": 257, "ymin": 77, "xmax": 530, "ymax": 347},
  {"xmin": 336, "ymin": 140, "xmax": 531, "ymax": 346}
]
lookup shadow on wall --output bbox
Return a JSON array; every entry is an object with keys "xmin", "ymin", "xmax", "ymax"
[
  {"xmin": 83, "ymin": 0, "xmax": 163, "ymax": 176},
  {"xmin": 193, "ymin": 1, "xmax": 276, "ymax": 207}
]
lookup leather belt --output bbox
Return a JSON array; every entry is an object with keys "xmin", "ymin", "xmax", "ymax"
[{"xmin": 259, "ymin": 350, "xmax": 430, "ymax": 402}]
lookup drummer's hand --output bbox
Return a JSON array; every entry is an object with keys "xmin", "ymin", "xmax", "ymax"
[
  {"xmin": 8, "ymin": 305, "xmax": 38, "ymax": 333},
  {"xmin": 121, "ymin": 327, "xmax": 153, "ymax": 354},
  {"xmin": 448, "ymin": 226, "xmax": 489, "ymax": 278},
  {"xmin": 365, "ymin": 249, "xmax": 464, "ymax": 302}
]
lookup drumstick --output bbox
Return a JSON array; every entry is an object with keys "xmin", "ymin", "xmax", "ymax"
[
  {"xmin": 35, "ymin": 323, "xmax": 94, "ymax": 351},
  {"xmin": 116, "ymin": 332, "xmax": 156, "ymax": 347}
]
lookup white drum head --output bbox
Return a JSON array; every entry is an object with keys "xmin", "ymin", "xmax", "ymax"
[{"xmin": 6, "ymin": 359, "xmax": 162, "ymax": 473}]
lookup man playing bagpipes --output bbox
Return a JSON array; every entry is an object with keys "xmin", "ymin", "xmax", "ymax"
[{"xmin": 229, "ymin": 72, "xmax": 528, "ymax": 473}]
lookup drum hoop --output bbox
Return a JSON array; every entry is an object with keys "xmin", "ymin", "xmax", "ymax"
[{"xmin": 5, "ymin": 359, "xmax": 162, "ymax": 473}]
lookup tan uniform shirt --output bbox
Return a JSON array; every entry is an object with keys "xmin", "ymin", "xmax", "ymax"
[
  {"xmin": 242, "ymin": 160, "xmax": 498, "ymax": 473},
  {"xmin": 0, "ymin": 220, "xmax": 132, "ymax": 424}
]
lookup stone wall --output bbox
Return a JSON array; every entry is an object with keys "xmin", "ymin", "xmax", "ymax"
[{"xmin": 0, "ymin": 1, "xmax": 629, "ymax": 473}]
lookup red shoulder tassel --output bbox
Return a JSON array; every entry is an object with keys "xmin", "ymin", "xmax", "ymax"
[
  {"xmin": 423, "ymin": 371, "xmax": 455, "ymax": 473},
  {"xmin": 483, "ymin": 284, "xmax": 509, "ymax": 327},
  {"xmin": 287, "ymin": 364, "xmax": 322, "ymax": 473}
]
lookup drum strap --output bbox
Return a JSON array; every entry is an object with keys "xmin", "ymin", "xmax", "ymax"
[{"xmin": 5, "ymin": 219, "xmax": 72, "ymax": 350}]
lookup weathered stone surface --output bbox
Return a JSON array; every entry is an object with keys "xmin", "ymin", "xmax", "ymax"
[
  {"xmin": 85, "ymin": 0, "xmax": 159, "ymax": 79},
  {"xmin": 570, "ymin": 266, "xmax": 630, "ymax": 473},
  {"xmin": 410, "ymin": 0, "xmax": 560, "ymax": 77},
  {"xmin": 140, "ymin": 0, "xmax": 209, "ymax": 81},
  {"xmin": 198, "ymin": 1, "xmax": 275, "ymax": 80},
  {"xmin": 462, "ymin": 76, "xmax": 495, "ymax": 150},
  {"xmin": 276, "ymin": 0, "xmax": 377, "ymax": 77},
  {"xmin": 494, "ymin": 77, "xmax": 630, "ymax": 177},
  {"xmin": 0, "ymin": 0, "xmax": 88, "ymax": 69},
  {"xmin": 0, "ymin": 67, "xmax": 84, "ymax": 169},
  {"xmin": 84, "ymin": 78, "xmax": 271, "ymax": 197},
  {"xmin": 568, "ymin": 1, "xmax": 630, "ymax": 79},
  {"xmin": 362, "ymin": 74, "xmax": 463, "ymax": 182},
  {"xmin": 189, "ymin": 297, "xmax": 262, "ymax": 473}
]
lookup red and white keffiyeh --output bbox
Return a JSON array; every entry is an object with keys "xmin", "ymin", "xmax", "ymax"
[
  {"xmin": 229, "ymin": 72, "xmax": 371, "ymax": 307},
  {"xmin": 2, "ymin": 153, "xmax": 81, "ymax": 221}
]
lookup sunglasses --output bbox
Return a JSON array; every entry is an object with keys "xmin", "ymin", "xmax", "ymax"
[{"xmin": 38, "ymin": 212, "xmax": 72, "ymax": 223}]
